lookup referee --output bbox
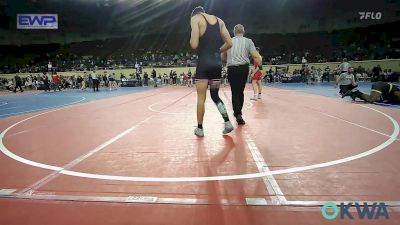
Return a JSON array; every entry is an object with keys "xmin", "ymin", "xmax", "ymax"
[
  {"xmin": 338, "ymin": 58, "xmax": 351, "ymax": 82},
  {"xmin": 222, "ymin": 24, "xmax": 262, "ymax": 125},
  {"xmin": 339, "ymin": 58, "xmax": 351, "ymax": 73}
]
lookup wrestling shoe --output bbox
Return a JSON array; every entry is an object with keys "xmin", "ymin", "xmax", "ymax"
[
  {"xmin": 223, "ymin": 121, "xmax": 234, "ymax": 135},
  {"xmin": 194, "ymin": 128, "xmax": 204, "ymax": 137}
]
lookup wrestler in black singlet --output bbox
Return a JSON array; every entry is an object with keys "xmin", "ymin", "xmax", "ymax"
[
  {"xmin": 372, "ymin": 81, "xmax": 399, "ymax": 101},
  {"xmin": 195, "ymin": 15, "xmax": 223, "ymax": 80}
]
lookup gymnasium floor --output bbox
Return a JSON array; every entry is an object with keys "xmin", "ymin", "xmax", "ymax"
[{"xmin": 0, "ymin": 83, "xmax": 399, "ymax": 225}]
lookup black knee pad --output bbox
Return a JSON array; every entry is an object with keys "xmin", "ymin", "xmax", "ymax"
[{"xmin": 210, "ymin": 80, "xmax": 221, "ymax": 104}]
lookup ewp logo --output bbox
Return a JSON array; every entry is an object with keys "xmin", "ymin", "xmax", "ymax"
[
  {"xmin": 321, "ymin": 202, "xmax": 390, "ymax": 220},
  {"xmin": 17, "ymin": 14, "xmax": 58, "ymax": 29}
]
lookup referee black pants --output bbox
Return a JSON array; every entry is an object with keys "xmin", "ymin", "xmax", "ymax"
[
  {"xmin": 92, "ymin": 79, "xmax": 99, "ymax": 91},
  {"xmin": 227, "ymin": 64, "xmax": 249, "ymax": 117}
]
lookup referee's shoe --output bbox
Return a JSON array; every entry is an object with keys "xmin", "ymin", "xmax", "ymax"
[{"xmin": 235, "ymin": 114, "xmax": 246, "ymax": 125}]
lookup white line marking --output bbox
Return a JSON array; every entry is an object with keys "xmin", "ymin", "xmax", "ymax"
[
  {"xmin": 269, "ymin": 87, "xmax": 400, "ymax": 110},
  {"xmin": 0, "ymin": 97, "xmax": 90, "ymax": 172},
  {"xmin": 0, "ymin": 106, "xmax": 24, "ymax": 111},
  {"xmin": 148, "ymin": 101, "xmax": 188, "ymax": 115},
  {"xmin": 314, "ymin": 108, "xmax": 400, "ymax": 141},
  {"xmin": 6, "ymin": 194, "xmax": 240, "ymax": 205},
  {"xmin": 284, "ymin": 200, "xmax": 400, "ymax": 207},
  {"xmin": 3, "ymin": 193, "xmax": 399, "ymax": 207},
  {"xmin": 147, "ymin": 91, "xmax": 193, "ymax": 114},
  {"xmin": 7, "ymin": 128, "xmax": 40, "ymax": 137},
  {"xmin": 126, "ymin": 196, "xmax": 158, "ymax": 203},
  {"xmin": 244, "ymin": 130, "xmax": 287, "ymax": 205},
  {"xmin": 222, "ymin": 90, "xmax": 253, "ymax": 110},
  {"xmin": 245, "ymin": 197, "xmax": 268, "ymax": 205},
  {"xmin": 267, "ymin": 91, "xmax": 400, "ymax": 141},
  {"xmin": 19, "ymin": 115, "xmax": 154, "ymax": 194},
  {"xmin": 0, "ymin": 189, "xmax": 16, "ymax": 195},
  {"xmin": 0, "ymin": 97, "xmax": 86, "ymax": 117},
  {"xmin": 1, "ymin": 105, "xmax": 397, "ymax": 182},
  {"xmin": 16, "ymin": 91, "xmax": 192, "ymax": 193}
]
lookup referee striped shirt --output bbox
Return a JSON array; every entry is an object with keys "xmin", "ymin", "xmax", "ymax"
[
  {"xmin": 227, "ymin": 36, "xmax": 256, "ymax": 66},
  {"xmin": 339, "ymin": 62, "xmax": 351, "ymax": 72}
]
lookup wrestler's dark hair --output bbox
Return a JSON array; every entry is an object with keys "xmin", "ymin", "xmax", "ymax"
[{"xmin": 191, "ymin": 6, "xmax": 205, "ymax": 17}]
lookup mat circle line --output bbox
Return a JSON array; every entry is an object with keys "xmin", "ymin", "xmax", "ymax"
[{"xmin": 0, "ymin": 104, "xmax": 398, "ymax": 182}]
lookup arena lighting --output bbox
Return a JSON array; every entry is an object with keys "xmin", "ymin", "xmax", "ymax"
[{"xmin": 112, "ymin": 0, "xmax": 180, "ymax": 30}]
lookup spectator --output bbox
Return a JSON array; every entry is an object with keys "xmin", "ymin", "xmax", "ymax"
[
  {"xmin": 77, "ymin": 75, "xmax": 83, "ymax": 89},
  {"xmin": 321, "ymin": 66, "xmax": 330, "ymax": 82},
  {"xmin": 43, "ymin": 73, "xmax": 51, "ymax": 91},
  {"xmin": 91, "ymin": 70, "xmax": 99, "ymax": 92},
  {"xmin": 143, "ymin": 72, "xmax": 149, "ymax": 86},
  {"xmin": 13, "ymin": 74, "xmax": 24, "ymax": 93},
  {"xmin": 187, "ymin": 69, "xmax": 193, "ymax": 87},
  {"xmin": 372, "ymin": 65, "xmax": 383, "ymax": 82},
  {"xmin": 51, "ymin": 71, "xmax": 62, "ymax": 91},
  {"xmin": 151, "ymin": 69, "xmax": 157, "ymax": 87},
  {"xmin": 103, "ymin": 72, "xmax": 108, "ymax": 87}
]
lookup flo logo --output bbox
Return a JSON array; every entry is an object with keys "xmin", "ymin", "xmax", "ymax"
[
  {"xmin": 321, "ymin": 202, "xmax": 390, "ymax": 220},
  {"xmin": 359, "ymin": 12, "xmax": 382, "ymax": 20}
]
